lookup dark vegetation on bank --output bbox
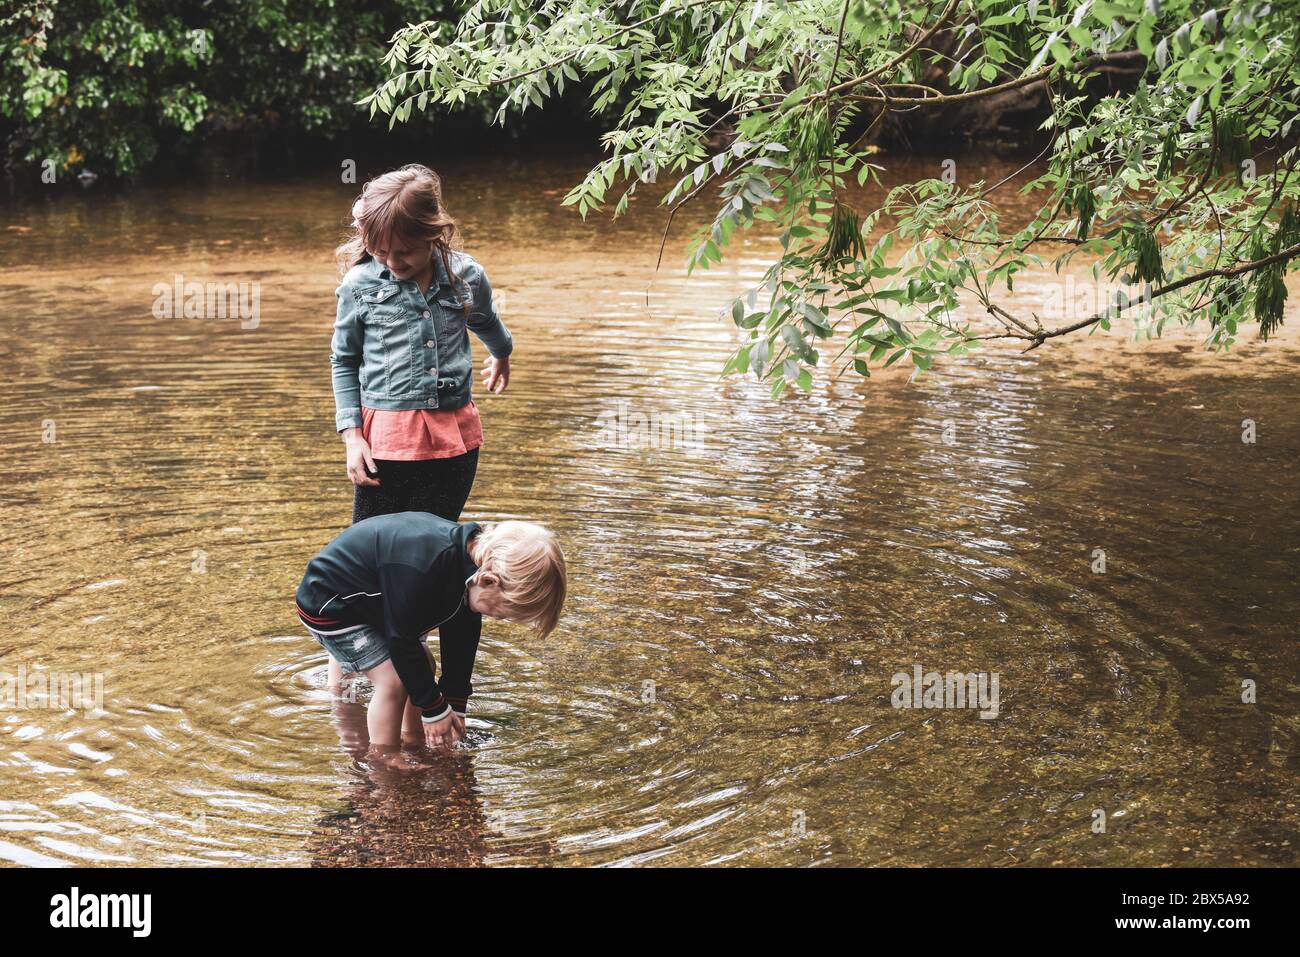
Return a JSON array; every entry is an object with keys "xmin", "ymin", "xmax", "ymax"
[
  {"xmin": 1, "ymin": 0, "xmax": 610, "ymax": 193},
  {"xmin": 0, "ymin": 0, "xmax": 1142, "ymax": 195}
]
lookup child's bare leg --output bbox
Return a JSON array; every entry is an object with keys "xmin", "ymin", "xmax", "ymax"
[
  {"xmin": 327, "ymin": 657, "xmax": 345, "ymax": 695},
  {"xmin": 362, "ymin": 659, "xmax": 407, "ymax": 747},
  {"xmin": 400, "ymin": 643, "xmax": 438, "ymax": 746},
  {"xmin": 326, "ymin": 670, "xmax": 370, "ymax": 759},
  {"xmin": 401, "ymin": 698, "xmax": 424, "ymax": 747}
]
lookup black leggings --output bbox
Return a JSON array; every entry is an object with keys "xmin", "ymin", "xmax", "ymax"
[{"xmin": 351, "ymin": 448, "xmax": 479, "ymax": 525}]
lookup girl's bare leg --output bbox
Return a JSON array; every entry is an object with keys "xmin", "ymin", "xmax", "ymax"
[{"xmin": 362, "ymin": 659, "xmax": 407, "ymax": 747}]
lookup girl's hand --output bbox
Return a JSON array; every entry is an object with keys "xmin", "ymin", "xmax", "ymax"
[
  {"xmin": 482, "ymin": 354, "xmax": 510, "ymax": 394},
  {"xmin": 423, "ymin": 711, "xmax": 465, "ymax": 749},
  {"xmin": 344, "ymin": 431, "xmax": 380, "ymax": 487}
]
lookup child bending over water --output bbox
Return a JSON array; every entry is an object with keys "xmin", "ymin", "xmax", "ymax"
[{"xmin": 296, "ymin": 512, "xmax": 565, "ymax": 751}]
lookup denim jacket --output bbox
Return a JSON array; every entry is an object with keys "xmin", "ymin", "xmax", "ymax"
[{"xmin": 330, "ymin": 250, "xmax": 513, "ymax": 432}]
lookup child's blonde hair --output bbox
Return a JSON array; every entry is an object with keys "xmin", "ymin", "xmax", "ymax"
[{"xmin": 472, "ymin": 521, "xmax": 567, "ymax": 637}]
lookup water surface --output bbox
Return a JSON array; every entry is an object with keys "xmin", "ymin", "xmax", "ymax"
[{"xmin": 0, "ymin": 151, "xmax": 1297, "ymax": 866}]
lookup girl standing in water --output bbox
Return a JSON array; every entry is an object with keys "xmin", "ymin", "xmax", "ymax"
[
  {"xmin": 325, "ymin": 163, "xmax": 514, "ymax": 746},
  {"xmin": 332, "ymin": 163, "xmax": 511, "ymax": 521}
]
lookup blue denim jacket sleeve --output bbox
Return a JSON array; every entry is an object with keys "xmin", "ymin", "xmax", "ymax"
[
  {"xmin": 466, "ymin": 263, "xmax": 513, "ymax": 360},
  {"xmin": 330, "ymin": 283, "xmax": 364, "ymax": 433}
]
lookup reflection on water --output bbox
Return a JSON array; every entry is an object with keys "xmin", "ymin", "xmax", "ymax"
[{"xmin": 0, "ymin": 151, "xmax": 1297, "ymax": 867}]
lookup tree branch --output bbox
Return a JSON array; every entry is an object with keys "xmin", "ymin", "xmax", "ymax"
[{"xmin": 976, "ymin": 240, "xmax": 1300, "ymax": 348}]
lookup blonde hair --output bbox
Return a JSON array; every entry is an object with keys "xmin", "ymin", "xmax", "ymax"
[
  {"xmin": 334, "ymin": 163, "xmax": 470, "ymax": 312},
  {"xmin": 471, "ymin": 521, "xmax": 567, "ymax": 637}
]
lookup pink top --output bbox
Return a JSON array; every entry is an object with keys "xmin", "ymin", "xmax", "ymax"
[{"xmin": 361, "ymin": 402, "xmax": 483, "ymax": 460}]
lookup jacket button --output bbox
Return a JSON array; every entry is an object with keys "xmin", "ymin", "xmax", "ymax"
[
  {"xmin": 422, "ymin": 310, "xmax": 431, "ymax": 319},
  {"xmin": 425, "ymin": 340, "xmax": 435, "ymax": 348},
  {"xmin": 427, "ymin": 399, "xmax": 437, "ymax": 407}
]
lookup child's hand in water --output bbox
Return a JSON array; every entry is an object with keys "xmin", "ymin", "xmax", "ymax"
[
  {"xmin": 482, "ymin": 354, "xmax": 510, "ymax": 394},
  {"xmin": 343, "ymin": 430, "xmax": 380, "ymax": 487},
  {"xmin": 424, "ymin": 711, "xmax": 466, "ymax": 749}
]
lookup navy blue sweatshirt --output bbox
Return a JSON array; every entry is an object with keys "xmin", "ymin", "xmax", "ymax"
[{"xmin": 295, "ymin": 512, "xmax": 481, "ymax": 722}]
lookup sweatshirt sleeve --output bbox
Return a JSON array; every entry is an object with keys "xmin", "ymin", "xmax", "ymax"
[
  {"xmin": 377, "ymin": 561, "xmax": 451, "ymax": 722},
  {"xmin": 465, "ymin": 263, "xmax": 513, "ymax": 359},
  {"xmin": 330, "ymin": 283, "xmax": 364, "ymax": 433},
  {"xmin": 437, "ymin": 601, "xmax": 482, "ymax": 715}
]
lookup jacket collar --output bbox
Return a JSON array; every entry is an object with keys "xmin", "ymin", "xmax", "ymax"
[
  {"xmin": 455, "ymin": 521, "xmax": 482, "ymax": 587},
  {"xmin": 375, "ymin": 248, "xmax": 455, "ymax": 289}
]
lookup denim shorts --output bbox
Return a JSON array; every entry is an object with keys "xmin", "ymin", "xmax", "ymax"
[{"xmin": 305, "ymin": 623, "xmax": 391, "ymax": 673}]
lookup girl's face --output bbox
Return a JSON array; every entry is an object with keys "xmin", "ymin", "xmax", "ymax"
[{"xmin": 369, "ymin": 234, "xmax": 432, "ymax": 281}]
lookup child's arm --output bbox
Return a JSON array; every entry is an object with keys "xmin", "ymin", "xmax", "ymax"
[
  {"xmin": 437, "ymin": 603, "xmax": 481, "ymax": 717},
  {"xmin": 386, "ymin": 631, "xmax": 453, "ymax": 722},
  {"xmin": 330, "ymin": 284, "xmax": 365, "ymax": 434},
  {"xmin": 464, "ymin": 263, "xmax": 513, "ymax": 362},
  {"xmin": 379, "ymin": 562, "xmax": 454, "ymax": 724},
  {"xmin": 332, "ymin": 284, "xmax": 381, "ymax": 486}
]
